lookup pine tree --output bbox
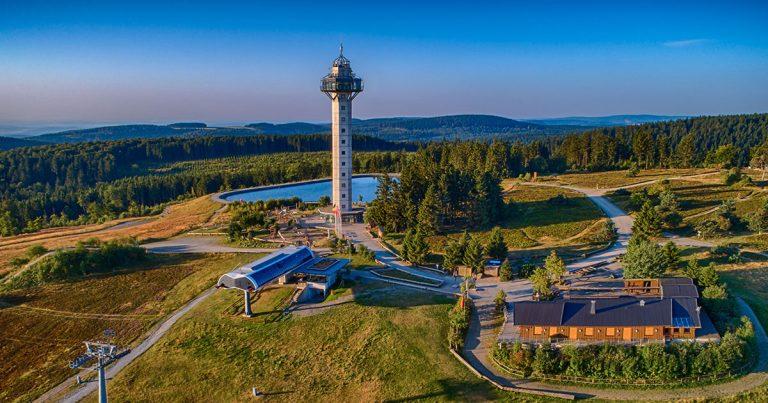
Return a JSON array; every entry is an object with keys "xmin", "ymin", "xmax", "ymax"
[
  {"xmin": 416, "ymin": 184, "xmax": 442, "ymax": 236},
  {"xmin": 751, "ymin": 142, "xmax": 768, "ymax": 180},
  {"xmin": 463, "ymin": 236, "xmax": 485, "ymax": 275},
  {"xmin": 748, "ymin": 199, "xmax": 768, "ymax": 234},
  {"xmin": 530, "ymin": 267, "xmax": 553, "ymax": 300},
  {"xmin": 633, "ymin": 201, "xmax": 662, "ymax": 237},
  {"xmin": 494, "ymin": 289, "xmax": 507, "ymax": 313},
  {"xmin": 408, "ymin": 230, "xmax": 429, "ymax": 265},
  {"xmin": 485, "ymin": 226, "xmax": 508, "ymax": 260},
  {"xmin": 662, "ymin": 241, "xmax": 680, "ymax": 273},
  {"xmin": 676, "ymin": 132, "xmax": 697, "ymax": 168},
  {"xmin": 544, "ymin": 250, "xmax": 566, "ymax": 284},
  {"xmin": 498, "ymin": 259, "xmax": 512, "ymax": 281},
  {"xmin": 656, "ymin": 190, "xmax": 682, "ymax": 228},
  {"xmin": 401, "ymin": 229, "xmax": 413, "ymax": 262},
  {"xmin": 443, "ymin": 237, "xmax": 466, "ymax": 272},
  {"xmin": 623, "ymin": 235, "xmax": 666, "ymax": 279}
]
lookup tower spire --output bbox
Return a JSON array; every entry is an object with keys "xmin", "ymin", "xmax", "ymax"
[{"xmin": 339, "ymin": 43, "xmax": 344, "ymax": 57}]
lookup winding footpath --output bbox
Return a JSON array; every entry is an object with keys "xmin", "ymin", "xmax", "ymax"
[{"xmin": 462, "ymin": 179, "xmax": 768, "ymax": 401}]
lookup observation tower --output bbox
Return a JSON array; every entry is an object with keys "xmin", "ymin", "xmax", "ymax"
[{"xmin": 321, "ymin": 45, "xmax": 363, "ymax": 232}]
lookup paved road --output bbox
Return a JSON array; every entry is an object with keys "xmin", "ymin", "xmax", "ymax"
[{"xmin": 142, "ymin": 236, "xmax": 284, "ymax": 254}]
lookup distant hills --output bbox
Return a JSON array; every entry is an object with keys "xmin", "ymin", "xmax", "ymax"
[
  {"xmin": 0, "ymin": 136, "xmax": 44, "ymax": 150},
  {"xmin": 3, "ymin": 114, "xmax": 686, "ymax": 148},
  {"xmin": 524, "ymin": 114, "xmax": 686, "ymax": 127}
]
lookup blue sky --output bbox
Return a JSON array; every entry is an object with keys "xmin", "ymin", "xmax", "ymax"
[{"xmin": 1, "ymin": 0, "xmax": 767, "ymax": 125}]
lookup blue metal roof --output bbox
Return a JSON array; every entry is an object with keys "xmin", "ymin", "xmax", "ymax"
[{"xmin": 217, "ymin": 246, "xmax": 314, "ymax": 291}]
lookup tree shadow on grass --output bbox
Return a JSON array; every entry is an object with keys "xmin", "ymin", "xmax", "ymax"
[
  {"xmin": 384, "ymin": 378, "xmax": 499, "ymax": 402},
  {"xmin": 679, "ymin": 246, "xmax": 709, "ymax": 258},
  {"xmin": 0, "ymin": 294, "xmax": 34, "ymax": 309},
  {"xmin": 350, "ymin": 283, "xmax": 454, "ymax": 309}
]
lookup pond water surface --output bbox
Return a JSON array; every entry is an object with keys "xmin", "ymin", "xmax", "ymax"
[{"xmin": 222, "ymin": 175, "xmax": 382, "ymax": 203}]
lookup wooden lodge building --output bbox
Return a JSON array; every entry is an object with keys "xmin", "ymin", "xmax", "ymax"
[{"xmin": 513, "ymin": 278, "xmax": 711, "ymax": 343}]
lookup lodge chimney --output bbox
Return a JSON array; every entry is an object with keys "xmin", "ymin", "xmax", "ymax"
[
  {"xmin": 639, "ymin": 299, "xmax": 646, "ymax": 307},
  {"xmin": 590, "ymin": 300, "xmax": 596, "ymax": 315}
]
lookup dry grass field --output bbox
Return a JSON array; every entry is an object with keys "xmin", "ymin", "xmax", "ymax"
[
  {"xmin": 0, "ymin": 253, "xmax": 259, "ymax": 402},
  {"xmin": 545, "ymin": 168, "xmax": 717, "ymax": 189},
  {"xmin": 608, "ymin": 180, "xmax": 756, "ymax": 219},
  {"xmin": 0, "ymin": 196, "xmax": 221, "ymax": 277}
]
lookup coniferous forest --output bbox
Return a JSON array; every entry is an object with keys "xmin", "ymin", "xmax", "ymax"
[{"xmin": 1, "ymin": 113, "xmax": 767, "ymax": 236}]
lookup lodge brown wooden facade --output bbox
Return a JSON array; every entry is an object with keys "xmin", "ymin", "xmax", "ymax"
[{"xmin": 518, "ymin": 324, "xmax": 695, "ymax": 342}]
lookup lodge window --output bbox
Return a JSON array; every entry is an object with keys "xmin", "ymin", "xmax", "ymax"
[
  {"xmin": 585, "ymin": 328, "xmax": 594, "ymax": 336},
  {"xmin": 534, "ymin": 326, "xmax": 543, "ymax": 335},
  {"xmin": 644, "ymin": 327, "xmax": 654, "ymax": 336},
  {"xmin": 606, "ymin": 327, "xmax": 615, "ymax": 336}
]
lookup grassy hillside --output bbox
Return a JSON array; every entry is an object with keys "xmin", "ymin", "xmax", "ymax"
[
  {"xmin": 0, "ymin": 253, "xmax": 261, "ymax": 402},
  {"xmin": 94, "ymin": 285, "xmax": 532, "ymax": 402}
]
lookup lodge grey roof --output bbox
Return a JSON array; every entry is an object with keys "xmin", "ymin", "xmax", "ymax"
[
  {"xmin": 514, "ymin": 296, "xmax": 702, "ymax": 328},
  {"xmin": 660, "ymin": 277, "xmax": 699, "ymax": 298}
]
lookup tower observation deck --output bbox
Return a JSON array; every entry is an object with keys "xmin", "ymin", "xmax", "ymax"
[{"xmin": 321, "ymin": 45, "xmax": 363, "ymax": 232}]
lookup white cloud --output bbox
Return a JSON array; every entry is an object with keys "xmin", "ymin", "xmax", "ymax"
[{"xmin": 663, "ymin": 39, "xmax": 710, "ymax": 48}]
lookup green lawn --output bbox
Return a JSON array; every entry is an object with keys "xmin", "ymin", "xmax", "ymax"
[
  {"xmin": 92, "ymin": 286, "xmax": 532, "ymax": 402},
  {"xmin": 421, "ymin": 184, "xmax": 604, "ymax": 252}
]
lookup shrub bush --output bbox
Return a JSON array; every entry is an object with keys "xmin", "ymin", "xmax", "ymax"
[
  {"xmin": 493, "ymin": 317, "xmax": 754, "ymax": 384},
  {"xmin": 7, "ymin": 238, "xmax": 146, "ymax": 289},
  {"xmin": 447, "ymin": 296, "xmax": 472, "ymax": 350}
]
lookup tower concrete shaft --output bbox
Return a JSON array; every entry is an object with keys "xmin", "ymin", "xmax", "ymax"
[
  {"xmin": 331, "ymin": 94, "xmax": 353, "ymax": 214},
  {"xmin": 321, "ymin": 45, "xmax": 363, "ymax": 227}
]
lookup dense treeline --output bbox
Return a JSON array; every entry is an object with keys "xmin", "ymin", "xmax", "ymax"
[
  {"xmin": 0, "ymin": 135, "xmax": 411, "ymax": 235},
  {"xmin": 365, "ymin": 140, "xmax": 528, "ymax": 235},
  {"xmin": 0, "ymin": 151, "xmax": 407, "ymax": 235},
  {"xmin": 554, "ymin": 113, "xmax": 768, "ymax": 170},
  {"xmin": 0, "ymin": 134, "xmax": 409, "ymax": 191},
  {"xmin": 2, "ymin": 114, "xmax": 767, "ymax": 236}
]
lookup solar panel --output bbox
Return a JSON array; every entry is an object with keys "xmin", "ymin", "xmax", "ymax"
[{"xmin": 672, "ymin": 317, "xmax": 694, "ymax": 327}]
